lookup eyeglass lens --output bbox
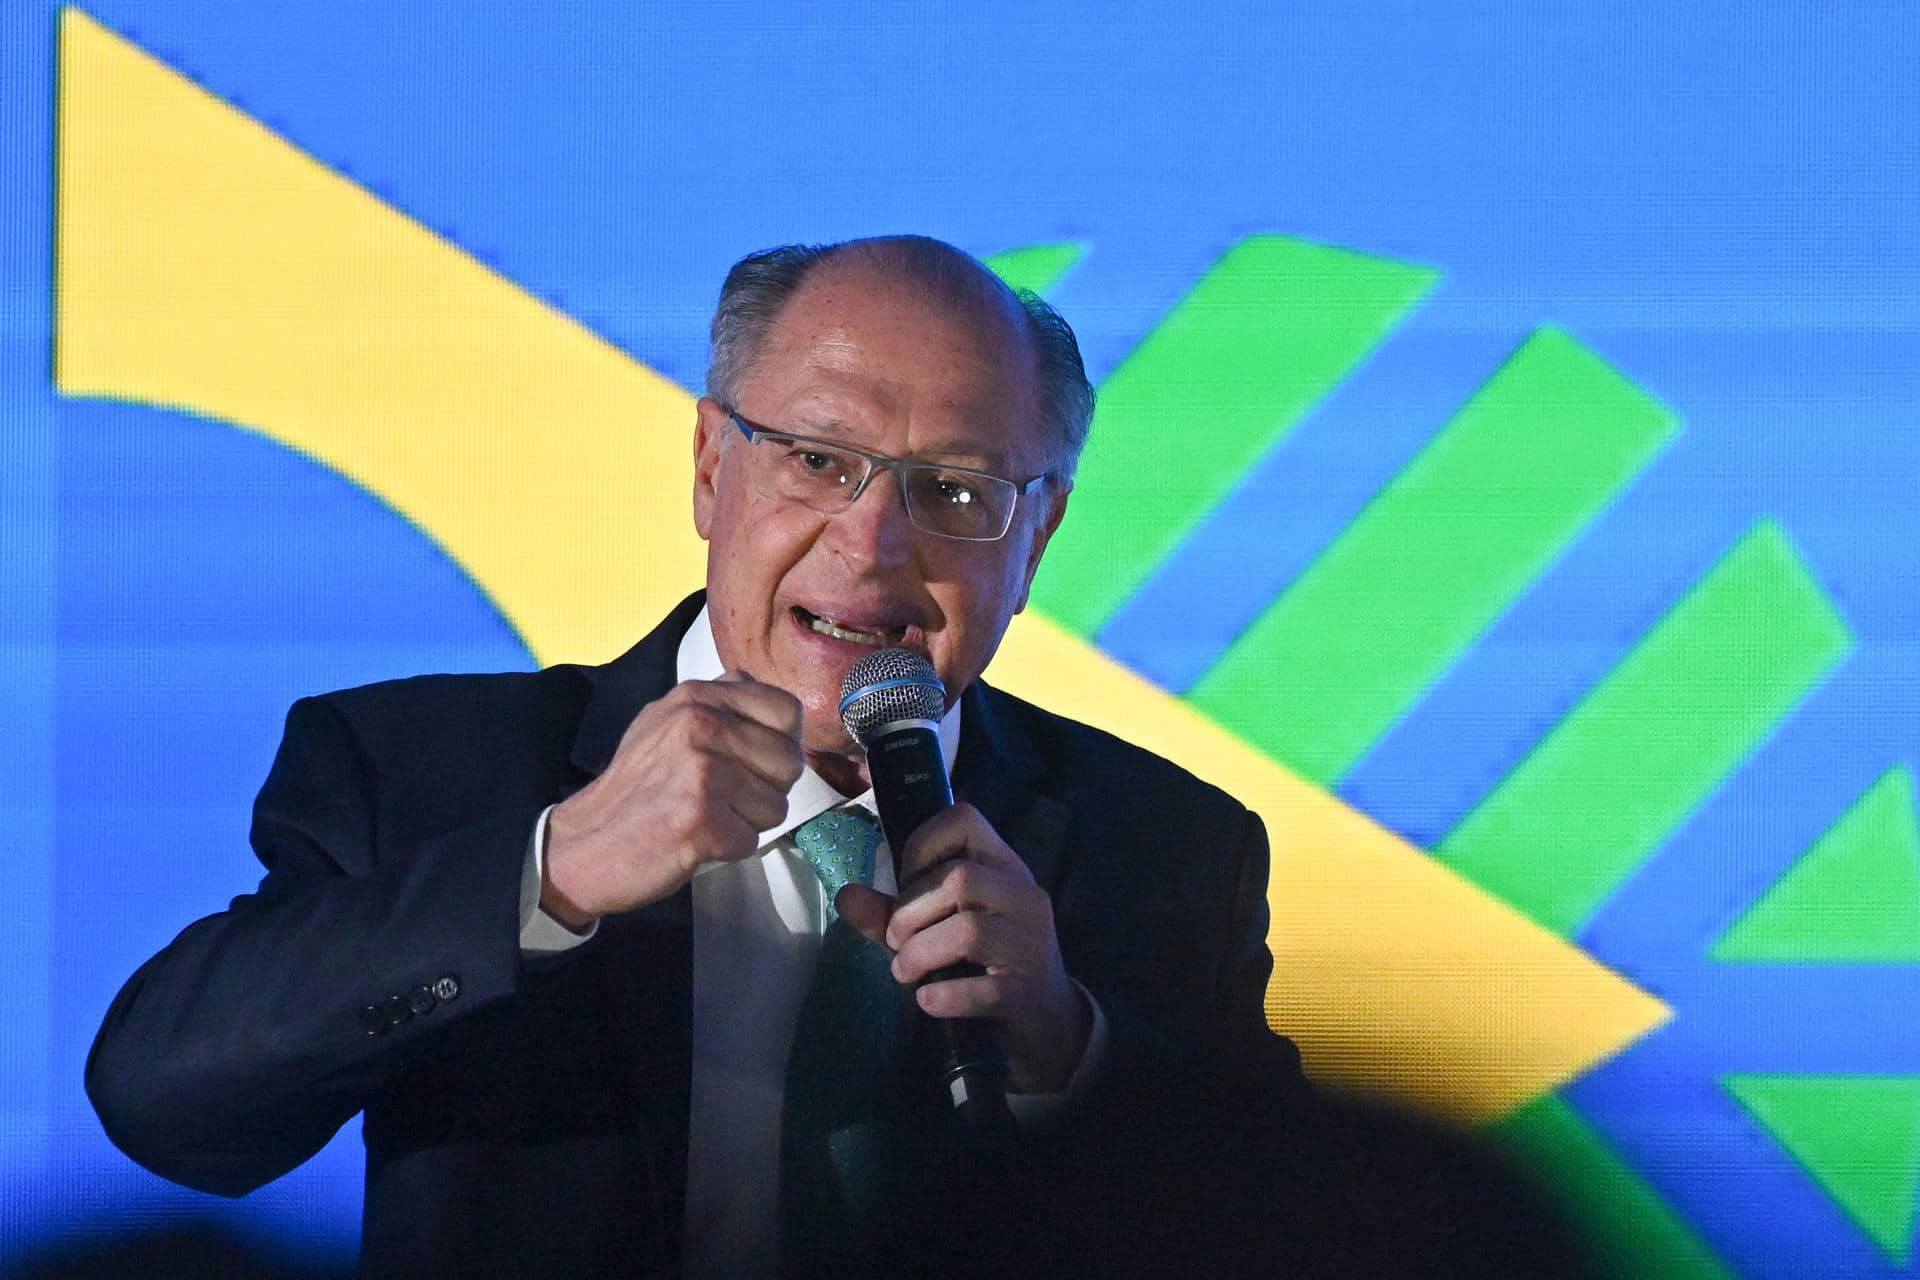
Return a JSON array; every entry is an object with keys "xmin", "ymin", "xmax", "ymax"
[{"xmin": 754, "ymin": 436, "xmax": 1013, "ymax": 540}]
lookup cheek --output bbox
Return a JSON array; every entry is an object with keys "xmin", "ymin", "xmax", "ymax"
[
  {"xmin": 925, "ymin": 554, "xmax": 1026, "ymax": 667},
  {"xmin": 709, "ymin": 498, "xmax": 825, "ymax": 626},
  {"xmin": 706, "ymin": 497, "xmax": 777, "ymax": 620}
]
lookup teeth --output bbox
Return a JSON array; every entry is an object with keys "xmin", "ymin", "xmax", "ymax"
[{"xmin": 809, "ymin": 614, "xmax": 888, "ymax": 646}]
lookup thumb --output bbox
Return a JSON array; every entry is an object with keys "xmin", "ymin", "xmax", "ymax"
[{"xmin": 834, "ymin": 884, "xmax": 894, "ymax": 948}]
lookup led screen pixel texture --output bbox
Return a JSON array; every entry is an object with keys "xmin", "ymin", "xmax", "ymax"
[{"xmin": 4, "ymin": 3, "xmax": 1918, "ymax": 1277}]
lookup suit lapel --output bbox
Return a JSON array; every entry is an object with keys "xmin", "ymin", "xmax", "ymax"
[
  {"xmin": 564, "ymin": 592, "xmax": 707, "ymax": 1259},
  {"xmin": 953, "ymin": 680, "xmax": 1071, "ymax": 896},
  {"xmin": 568, "ymin": 591, "xmax": 708, "ymax": 779}
]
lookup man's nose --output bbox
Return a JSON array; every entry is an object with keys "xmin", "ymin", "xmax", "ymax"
[{"xmin": 827, "ymin": 468, "xmax": 917, "ymax": 568}]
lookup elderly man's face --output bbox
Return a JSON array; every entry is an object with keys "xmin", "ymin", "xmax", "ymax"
[{"xmin": 692, "ymin": 261, "xmax": 1068, "ymax": 772}]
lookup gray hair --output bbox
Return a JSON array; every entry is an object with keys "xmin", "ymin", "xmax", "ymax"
[{"xmin": 705, "ymin": 236, "xmax": 1095, "ymax": 481}]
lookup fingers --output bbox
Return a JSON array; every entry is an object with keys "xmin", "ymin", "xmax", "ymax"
[
  {"xmin": 833, "ymin": 883, "xmax": 893, "ymax": 947},
  {"xmin": 885, "ymin": 854, "xmax": 1005, "ymax": 952},
  {"xmin": 884, "ymin": 813, "xmax": 1055, "ymax": 986},
  {"xmin": 653, "ymin": 680, "xmax": 805, "ymax": 794},
  {"xmin": 700, "ymin": 810, "xmax": 770, "ymax": 868},
  {"xmin": 544, "ymin": 674, "xmax": 805, "ymax": 918},
  {"xmin": 890, "ymin": 905, "xmax": 1019, "ymax": 986},
  {"xmin": 719, "ymin": 765, "xmax": 790, "ymax": 835},
  {"xmin": 911, "ymin": 971, "xmax": 1006, "ymax": 1021},
  {"xmin": 710, "ymin": 669, "xmax": 805, "ymax": 737},
  {"xmin": 886, "ymin": 805, "xmax": 1030, "ymax": 952},
  {"xmin": 871, "ymin": 802, "xmax": 1089, "ymax": 1092},
  {"xmin": 896, "ymin": 803, "xmax": 1022, "ymax": 883}
]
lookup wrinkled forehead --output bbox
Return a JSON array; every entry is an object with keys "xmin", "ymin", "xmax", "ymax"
[{"xmin": 750, "ymin": 258, "xmax": 1046, "ymax": 464}]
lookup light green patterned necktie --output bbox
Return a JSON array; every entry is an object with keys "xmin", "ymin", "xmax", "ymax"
[
  {"xmin": 792, "ymin": 805, "xmax": 880, "ymax": 925},
  {"xmin": 782, "ymin": 805, "xmax": 907, "ymax": 1270}
]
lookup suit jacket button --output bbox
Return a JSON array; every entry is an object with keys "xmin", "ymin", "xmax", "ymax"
[
  {"xmin": 359, "ymin": 1004, "xmax": 388, "ymax": 1036},
  {"xmin": 382, "ymin": 994, "xmax": 411, "ymax": 1028},
  {"xmin": 407, "ymin": 984, "xmax": 437, "ymax": 1015},
  {"xmin": 431, "ymin": 975, "xmax": 460, "ymax": 1002}
]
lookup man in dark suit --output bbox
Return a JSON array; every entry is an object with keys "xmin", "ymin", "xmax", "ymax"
[{"xmin": 86, "ymin": 236, "xmax": 1290, "ymax": 1277}]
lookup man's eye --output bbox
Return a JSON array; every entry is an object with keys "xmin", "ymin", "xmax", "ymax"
[
  {"xmin": 784, "ymin": 448, "xmax": 847, "ymax": 477},
  {"xmin": 930, "ymin": 477, "xmax": 981, "ymax": 507}
]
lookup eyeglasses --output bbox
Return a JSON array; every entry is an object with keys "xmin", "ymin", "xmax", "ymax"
[{"xmin": 727, "ymin": 409, "xmax": 1052, "ymax": 543}]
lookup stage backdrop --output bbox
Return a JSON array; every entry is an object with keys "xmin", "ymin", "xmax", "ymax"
[{"xmin": 4, "ymin": 3, "xmax": 1917, "ymax": 1276}]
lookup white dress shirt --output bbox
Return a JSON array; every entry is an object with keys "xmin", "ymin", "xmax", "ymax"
[{"xmin": 515, "ymin": 607, "xmax": 1103, "ymax": 1278}]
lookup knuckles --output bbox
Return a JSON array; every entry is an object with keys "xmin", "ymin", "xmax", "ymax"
[
  {"xmin": 942, "ymin": 861, "xmax": 976, "ymax": 902},
  {"xmin": 949, "ymin": 911, "xmax": 985, "ymax": 955},
  {"xmin": 673, "ymin": 702, "xmax": 728, "ymax": 747},
  {"xmin": 680, "ymin": 743, "xmax": 724, "ymax": 790},
  {"xmin": 970, "ymin": 980, "xmax": 1007, "ymax": 1015}
]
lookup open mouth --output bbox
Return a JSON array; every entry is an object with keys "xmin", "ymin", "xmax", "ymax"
[{"xmin": 792, "ymin": 606, "xmax": 906, "ymax": 648}]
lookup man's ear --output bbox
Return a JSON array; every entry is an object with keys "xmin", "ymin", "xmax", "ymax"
[
  {"xmin": 1012, "ymin": 483, "xmax": 1071, "ymax": 614},
  {"xmin": 691, "ymin": 397, "xmax": 728, "ymax": 541}
]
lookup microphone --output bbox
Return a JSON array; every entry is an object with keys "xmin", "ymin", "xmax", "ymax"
[{"xmin": 840, "ymin": 648, "xmax": 1013, "ymax": 1139}]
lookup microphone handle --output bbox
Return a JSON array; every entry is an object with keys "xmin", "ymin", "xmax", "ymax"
[{"xmin": 865, "ymin": 723, "xmax": 1014, "ymax": 1140}]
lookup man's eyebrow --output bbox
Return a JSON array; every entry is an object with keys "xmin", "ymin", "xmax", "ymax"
[
  {"xmin": 770, "ymin": 411, "xmax": 1020, "ymax": 473},
  {"xmin": 913, "ymin": 446, "xmax": 1015, "ymax": 473},
  {"xmin": 787, "ymin": 420, "xmax": 1013, "ymax": 466},
  {"xmin": 755, "ymin": 409, "xmax": 855, "ymax": 441},
  {"xmin": 786, "ymin": 417, "xmax": 857, "ymax": 440}
]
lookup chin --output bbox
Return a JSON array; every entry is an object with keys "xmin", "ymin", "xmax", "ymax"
[{"xmin": 792, "ymin": 689, "xmax": 854, "ymax": 749}]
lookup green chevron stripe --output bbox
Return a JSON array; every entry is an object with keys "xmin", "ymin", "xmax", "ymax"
[
  {"xmin": 1028, "ymin": 234, "xmax": 1437, "ymax": 638},
  {"xmin": 1495, "ymin": 1095, "xmax": 1734, "ymax": 1279},
  {"xmin": 1713, "ymin": 767, "xmax": 1920, "ymax": 962},
  {"xmin": 1439, "ymin": 521, "xmax": 1853, "ymax": 936},
  {"xmin": 1189, "ymin": 327, "xmax": 1675, "ymax": 784},
  {"xmin": 986, "ymin": 242, "xmax": 1086, "ymax": 297},
  {"xmin": 1725, "ymin": 1075, "xmax": 1920, "ymax": 1263}
]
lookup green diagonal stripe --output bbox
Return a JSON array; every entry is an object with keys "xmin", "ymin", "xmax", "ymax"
[
  {"xmin": 1438, "ymin": 521, "xmax": 1853, "ymax": 935},
  {"xmin": 1188, "ymin": 327, "xmax": 1676, "ymax": 784},
  {"xmin": 1495, "ymin": 1094, "xmax": 1734, "ymax": 1279},
  {"xmin": 986, "ymin": 242, "xmax": 1086, "ymax": 297},
  {"xmin": 1029, "ymin": 234, "xmax": 1437, "ymax": 638},
  {"xmin": 1713, "ymin": 766, "xmax": 1920, "ymax": 963},
  {"xmin": 1725, "ymin": 1075, "xmax": 1920, "ymax": 1264}
]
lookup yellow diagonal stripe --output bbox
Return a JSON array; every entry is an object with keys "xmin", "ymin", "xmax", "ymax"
[
  {"xmin": 56, "ymin": 6, "xmax": 705, "ymax": 667},
  {"xmin": 990, "ymin": 615, "xmax": 1670, "ymax": 1121},
  {"xmin": 54, "ymin": 6, "xmax": 1671, "ymax": 1124}
]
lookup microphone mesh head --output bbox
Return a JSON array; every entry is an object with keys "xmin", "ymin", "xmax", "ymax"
[{"xmin": 840, "ymin": 648, "xmax": 946, "ymax": 745}]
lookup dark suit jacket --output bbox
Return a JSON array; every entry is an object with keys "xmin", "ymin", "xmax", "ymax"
[{"xmin": 87, "ymin": 592, "xmax": 1292, "ymax": 1277}]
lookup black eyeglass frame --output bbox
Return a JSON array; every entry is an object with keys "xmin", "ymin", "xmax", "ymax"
[{"xmin": 725, "ymin": 408, "xmax": 1053, "ymax": 543}]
